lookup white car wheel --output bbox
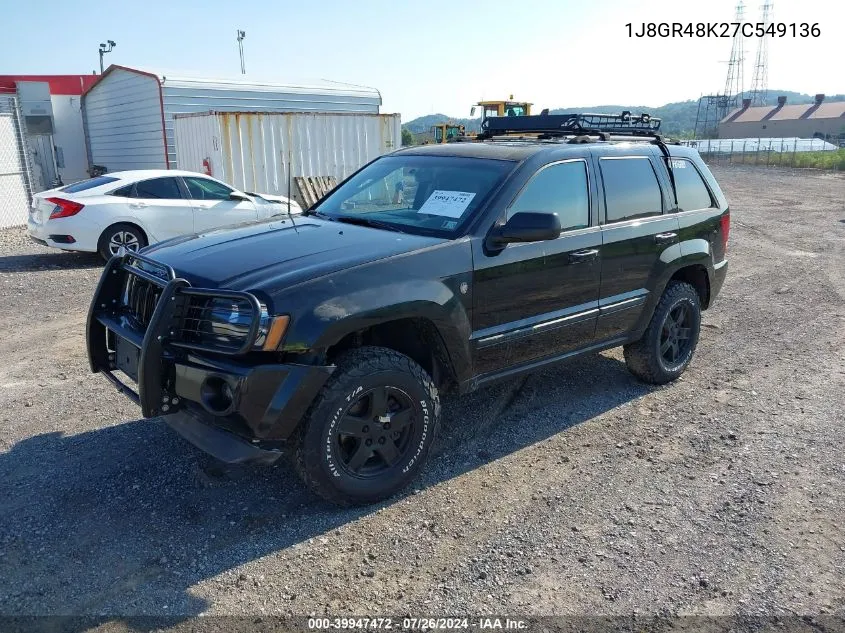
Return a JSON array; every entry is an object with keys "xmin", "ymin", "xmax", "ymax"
[
  {"xmin": 108, "ymin": 231, "xmax": 141, "ymax": 256},
  {"xmin": 98, "ymin": 224, "xmax": 147, "ymax": 262}
]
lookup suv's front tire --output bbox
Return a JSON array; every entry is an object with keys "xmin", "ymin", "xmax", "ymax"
[
  {"xmin": 623, "ymin": 281, "xmax": 702, "ymax": 384},
  {"xmin": 294, "ymin": 346, "xmax": 440, "ymax": 506}
]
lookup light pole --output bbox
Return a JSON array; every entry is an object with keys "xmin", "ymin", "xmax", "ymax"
[
  {"xmin": 236, "ymin": 30, "xmax": 246, "ymax": 74},
  {"xmin": 98, "ymin": 40, "xmax": 116, "ymax": 74}
]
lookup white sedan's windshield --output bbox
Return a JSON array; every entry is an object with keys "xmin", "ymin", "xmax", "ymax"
[{"xmin": 311, "ymin": 155, "xmax": 515, "ymax": 237}]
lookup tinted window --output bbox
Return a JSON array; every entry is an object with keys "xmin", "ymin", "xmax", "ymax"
[
  {"xmin": 61, "ymin": 176, "xmax": 118, "ymax": 193},
  {"xmin": 507, "ymin": 160, "xmax": 589, "ymax": 231},
  {"xmin": 600, "ymin": 157, "xmax": 663, "ymax": 223},
  {"xmin": 184, "ymin": 177, "xmax": 234, "ymax": 201},
  {"xmin": 110, "ymin": 184, "xmax": 135, "ymax": 198},
  {"xmin": 134, "ymin": 177, "xmax": 183, "ymax": 200},
  {"xmin": 668, "ymin": 158, "xmax": 714, "ymax": 211}
]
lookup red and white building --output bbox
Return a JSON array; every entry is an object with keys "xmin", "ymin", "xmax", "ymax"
[{"xmin": 0, "ymin": 74, "xmax": 98, "ymax": 189}]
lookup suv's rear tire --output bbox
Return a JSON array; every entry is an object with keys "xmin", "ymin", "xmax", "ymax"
[
  {"xmin": 97, "ymin": 223, "xmax": 147, "ymax": 261},
  {"xmin": 294, "ymin": 346, "xmax": 440, "ymax": 506},
  {"xmin": 623, "ymin": 281, "xmax": 702, "ymax": 385}
]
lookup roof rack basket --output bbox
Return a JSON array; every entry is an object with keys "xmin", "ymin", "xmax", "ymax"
[{"xmin": 477, "ymin": 111, "xmax": 663, "ymax": 140}]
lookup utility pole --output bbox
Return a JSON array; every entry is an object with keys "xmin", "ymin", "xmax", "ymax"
[
  {"xmin": 98, "ymin": 40, "xmax": 116, "ymax": 74},
  {"xmin": 236, "ymin": 30, "xmax": 246, "ymax": 75}
]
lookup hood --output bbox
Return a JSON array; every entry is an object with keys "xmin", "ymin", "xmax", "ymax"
[
  {"xmin": 141, "ymin": 217, "xmax": 444, "ymax": 294},
  {"xmin": 246, "ymin": 192, "xmax": 302, "ymax": 210}
]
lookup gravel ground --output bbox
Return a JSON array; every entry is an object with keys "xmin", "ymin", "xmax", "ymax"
[{"xmin": 0, "ymin": 165, "xmax": 844, "ymax": 622}]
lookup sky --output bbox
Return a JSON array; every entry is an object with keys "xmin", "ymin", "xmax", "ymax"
[{"xmin": 1, "ymin": 0, "xmax": 841, "ymax": 120}]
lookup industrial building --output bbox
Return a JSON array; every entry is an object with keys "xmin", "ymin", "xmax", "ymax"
[
  {"xmin": 719, "ymin": 94, "xmax": 845, "ymax": 141},
  {"xmin": 0, "ymin": 74, "xmax": 97, "ymax": 189},
  {"xmin": 81, "ymin": 65, "xmax": 384, "ymax": 172}
]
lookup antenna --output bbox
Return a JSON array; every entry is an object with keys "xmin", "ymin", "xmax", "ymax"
[
  {"xmin": 236, "ymin": 30, "xmax": 246, "ymax": 75},
  {"xmin": 286, "ymin": 148, "xmax": 297, "ymax": 230},
  {"xmin": 748, "ymin": 1, "xmax": 772, "ymax": 106}
]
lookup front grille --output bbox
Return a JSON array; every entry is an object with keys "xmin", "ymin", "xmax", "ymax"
[
  {"xmin": 116, "ymin": 253, "xmax": 262, "ymax": 355},
  {"xmin": 124, "ymin": 274, "xmax": 162, "ymax": 329}
]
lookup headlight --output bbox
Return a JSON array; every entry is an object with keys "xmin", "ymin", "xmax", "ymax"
[{"xmin": 198, "ymin": 299, "xmax": 289, "ymax": 351}]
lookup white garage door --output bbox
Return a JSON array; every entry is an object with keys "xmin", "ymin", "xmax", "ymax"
[{"xmin": 0, "ymin": 113, "xmax": 31, "ymax": 229}]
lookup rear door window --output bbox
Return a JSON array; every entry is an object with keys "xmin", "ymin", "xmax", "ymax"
[
  {"xmin": 507, "ymin": 160, "xmax": 590, "ymax": 231},
  {"xmin": 667, "ymin": 158, "xmax": 715, "ymax": 211},
  {"xmin": 599, "ymin": 157, "xmax": 663, "ymax": 223},
  {"xmin": 134, "ymin": 177, "xmax": 184, "ymax": 200},
  {"xmin": 110, "ymin": 184, "xmax": 135, "ymax": 198}
]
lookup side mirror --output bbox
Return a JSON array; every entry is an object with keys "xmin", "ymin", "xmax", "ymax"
[
  {"xmin": 470, "ymin": 106, "xmax": 477, "ymax": 117},
  {"xmin": 489, "ymin": 212, "xmax": 561, "ymax": 246},
  {"xmin": 229, "ymin": 191, "xmax": 250, "ymax": 201}
]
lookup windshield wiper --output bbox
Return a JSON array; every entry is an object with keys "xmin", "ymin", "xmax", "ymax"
[{"xmin": 334, "ymin": 216, "xmax": 404, "ymax": 233}]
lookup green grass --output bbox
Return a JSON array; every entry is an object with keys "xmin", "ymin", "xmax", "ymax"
[{"xmin": 703, "ymin": 148, "xmax": 845, "ymax": 171}]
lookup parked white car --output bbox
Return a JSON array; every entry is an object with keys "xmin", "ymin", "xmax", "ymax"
[{"xmin": 27, "ymin": 170, "xmax": 302, "ymax": 260}]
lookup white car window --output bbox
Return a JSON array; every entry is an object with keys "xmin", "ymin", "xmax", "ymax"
[
  {"xmin": 135, "ymin": 178, "xmax": 184, "ymax": 200},
  {"xmin": 184, "ymin": 177, "xmax": 234, "ymax": 201}
]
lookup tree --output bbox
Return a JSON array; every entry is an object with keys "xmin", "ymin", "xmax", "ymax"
[{"xmin": 401, "ymin": 127, "xmax": 414, "ymax": 147}]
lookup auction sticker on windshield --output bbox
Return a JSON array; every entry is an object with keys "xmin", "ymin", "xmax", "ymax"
[{"xmin": 418, "ymin": 190, "xmax": 476, "ymax": 218}]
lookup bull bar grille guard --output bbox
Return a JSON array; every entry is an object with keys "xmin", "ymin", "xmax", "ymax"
[{"xmin": 86, "ymin": 252, "xmax": 264, "ymax": 417}]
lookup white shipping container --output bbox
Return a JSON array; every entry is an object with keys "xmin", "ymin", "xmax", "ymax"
[{"xmin": 174, "ymin": 111, "xmax": 401, "ymax": 200}]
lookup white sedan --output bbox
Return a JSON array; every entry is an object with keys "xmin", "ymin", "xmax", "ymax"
[{"xmin": 27, "ymin": 169, "xmax": 302, "ymax": 260}]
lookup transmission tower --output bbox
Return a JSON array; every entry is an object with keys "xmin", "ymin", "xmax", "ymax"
[
  {"xmin": 748, "ymin": 1, "xmax": 772, "ymax": 106},
  {"xmin": 723, "ymin": 0, "xmax": 746, "ymax": 108},
  {"xmin": 694, "ymin": 0, "xmax": 747, "ymax": 138}
]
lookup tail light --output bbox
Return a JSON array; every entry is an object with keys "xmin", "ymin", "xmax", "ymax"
[
  {"xmin": 46, "ymin": 197, "xmax": 85, "ymax": 219},
  {"xmin": 720, "ymin": 211, "xmax": 730, "ymax": 255}
]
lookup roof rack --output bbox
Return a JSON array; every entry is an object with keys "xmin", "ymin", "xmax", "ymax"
[{"xmin": 476, "ymin": 111, "xmax": 664, "ymax": 141}]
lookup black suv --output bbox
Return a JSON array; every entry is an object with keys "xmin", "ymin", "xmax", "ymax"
[{"xmin": 87, "ymin": 113, "xmax": 729, "ymax": 505}]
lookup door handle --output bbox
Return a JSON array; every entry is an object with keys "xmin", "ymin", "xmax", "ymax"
[
  {"xmin": 130, "ymin": 201, "xmax": 147, "ymax": 209},
  {"xmin": 654, "ymin": 232, "xmax": 678, "ymax": 243},
  {"xmin": 568, "ymin": 248, "xmax": 599, "ymax": 263}
]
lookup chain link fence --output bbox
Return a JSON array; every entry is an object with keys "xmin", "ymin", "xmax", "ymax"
[
  {"xmin": 683, "ymin": 137, "xmax": 844, "ymax": 172},
  {"xmin": 0, "ymin": 95, "xmax": 35, "ymax": 229}
]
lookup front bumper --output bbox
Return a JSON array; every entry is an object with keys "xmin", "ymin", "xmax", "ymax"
[{"xmin": 86, "ymin": 253, "xmax": 334, "ymax": 452}]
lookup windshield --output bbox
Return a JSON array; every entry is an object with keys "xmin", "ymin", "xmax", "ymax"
[{"xmin": 311, "ymin": 155, "xmax": 515, "ymax": 237}]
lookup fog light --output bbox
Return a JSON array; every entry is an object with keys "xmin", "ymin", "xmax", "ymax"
[{"xmin": 199, "ymin": 375, "xmax": 236, "ymax": 416}]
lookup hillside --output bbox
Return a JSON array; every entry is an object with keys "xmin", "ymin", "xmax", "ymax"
[{"xmin": 403, "ymin": 91, "xmax": 845, "ymax": 139}]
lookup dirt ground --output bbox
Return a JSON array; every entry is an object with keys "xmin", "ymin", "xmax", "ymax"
[{"xmin": 0, "ymin": 165, "xmax": 843, "ymax": 624}]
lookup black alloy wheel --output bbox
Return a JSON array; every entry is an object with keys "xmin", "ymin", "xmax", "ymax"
[
  {"xmin": 623, "ymin": 281, "xmax": 702, "ymax": 384},
  {"xmin": 659, "ymin": 303, "xmax": 694, "ymax": 367},
  {"xmin": 294, "ymin": 346, "xmax": 440, "ymax": 506},
  {"xmin": 334, "ymin": 385, "xmax": 416, "ymax": 478}
]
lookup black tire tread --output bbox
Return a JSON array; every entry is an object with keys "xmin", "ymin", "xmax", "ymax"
[
  {"xmin": 623, "ymin": 281, "xmax": 701, "ymax": 385},
  {"xmin": 293, "ymin": 346, "xmax": 440, "ymax": 506}
]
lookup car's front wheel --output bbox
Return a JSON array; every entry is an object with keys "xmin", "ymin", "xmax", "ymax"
[
  {"xmin": 294, "ymin": 346, "xmax": 440, "ymax": 506},
  {"xmin": 97, "ymin": 223, "xmax": 147, "ymax": 261}
]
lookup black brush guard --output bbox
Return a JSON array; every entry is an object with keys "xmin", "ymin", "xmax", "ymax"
[
  {"xmin": 87, "ymin": 253, "xmax": 263, "ymax": 418},
  {"xmin": 87, "ymin": 254, "xmax": 336, "ymax": 461}
]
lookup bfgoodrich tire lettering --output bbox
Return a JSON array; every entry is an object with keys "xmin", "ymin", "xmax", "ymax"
[
  {"xmin": 623, "ymin": 281, "xmax": 702, "ymax": 385},
  {"xmin": 294, "ymin": 346, "xmax": 440, "ymax": 506}
]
